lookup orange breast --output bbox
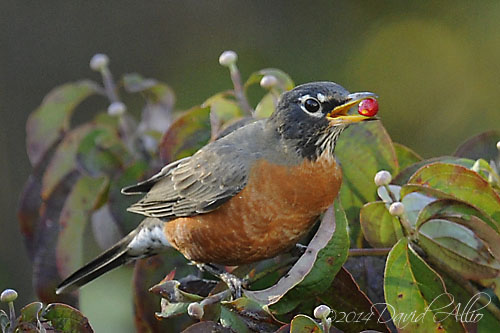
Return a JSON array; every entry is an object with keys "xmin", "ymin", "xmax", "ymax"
[{"xmin": 163, "ymin": 156, "xmax": 342, "ymax": 265}]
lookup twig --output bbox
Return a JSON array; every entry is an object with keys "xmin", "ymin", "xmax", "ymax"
[
  {"xmin": 349, "ymin": 248, "xmax": 391, "ymax": 257},
  {"xmin": 200, "ymin": 289, "xmax": 231, "ymax": 307}
]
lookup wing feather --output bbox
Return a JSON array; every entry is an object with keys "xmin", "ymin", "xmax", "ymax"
[{"xmin": 125, "ymin": 143, "xmax": 250, "ymax": 219}]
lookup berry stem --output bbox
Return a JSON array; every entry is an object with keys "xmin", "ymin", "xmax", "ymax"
[
  {"xmin": 398, "ymin": 215, "xmax": 416, "ymax": 240},
  {"xmin": 321, "ymin": 317, "xmax": 331, "ymax": 333},
  {"xmin": 8, "ymin": 302, "xmax": 15, "ymax": 333},
  {"xmin": 209, "ymin": 111, "xmax": 221, "ymax": 140},
  {"xmin": 229, "ymin": 64, "xmax": 254, "ymax": 117},
  {"xmin": 383, "ymin": 184, "xmax": 398, "ymax": 203},
  {"xmin": 101, "ymin": 67, "xmax": 120, "ymax": 103}
]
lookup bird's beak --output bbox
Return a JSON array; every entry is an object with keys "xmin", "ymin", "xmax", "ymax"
[{"xmin": 326, "ymin": 92, "xmax": 379, "ymax": 125}]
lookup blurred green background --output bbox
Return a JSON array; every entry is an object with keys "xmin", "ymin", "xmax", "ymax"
[{"xmin": 1, "ymin": 1, "xmax": 500, "ymax": 332}]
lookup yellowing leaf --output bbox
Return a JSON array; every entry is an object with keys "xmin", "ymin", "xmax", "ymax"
[
  {"xmin": 360, "ymin": 201, "xmax": 402, "ymax": 247},
  {"xmin": 405, "ymin": 163, "xmax": 500, "ymax": 227},
  {"xmin": 26, "ymin": 80, "xmax": 99, "ymax": 166}
]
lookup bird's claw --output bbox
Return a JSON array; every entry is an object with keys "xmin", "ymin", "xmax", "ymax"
[
  {"xmin": 195, "ymin": 263, "xmax": 247, "ymax": 299},
  {"xmin": 220, "ymin": 272, "xmax": 248, "ymax": 299}
]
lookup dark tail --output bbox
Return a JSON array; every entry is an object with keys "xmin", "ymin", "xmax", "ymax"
[{"xmin": 56, "ymin": 218, "xmax": 169, "ymax": 294}]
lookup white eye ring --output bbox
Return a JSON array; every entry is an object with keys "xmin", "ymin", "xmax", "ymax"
[{"xmin": 299, "ymin": 95, "xmax": 322, "ymax": 117}]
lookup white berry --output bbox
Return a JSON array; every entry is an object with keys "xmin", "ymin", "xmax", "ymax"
[
  {"xmin": 219, "ymin": 50, "xmax": 238, "ymax": 67},
  {"xmin": 260, "ymin": 75, "xmax": 278, "ymax": 89},
  {"xmin": 374, "ymin": 170, "xmax": 392, "ymax": 186},
  {"xmin": 389, "ymin": 202, "xmax": 405, "ymax": 216},
  {"xmin": 1, "ymin": 289, "xmax": 18, "ymax": 303},
  {"xmin": 187, "ymin": 302, "xmax": 204, "ymax": 319},
  {"xmin": 90, "ymin": 53, "xmax": 109, "ymax": 71},
  {"xmin": 313, "ymin": 304, "xmax": 331, "ymax": 319},
  {"xmin": 107, "ymin": 102, "xmax": 126, "ymax": 116}
]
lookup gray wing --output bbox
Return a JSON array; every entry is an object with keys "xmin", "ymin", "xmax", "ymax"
[{"xmin": 122, "ymin": 143, "xmax": 250, "ymax": 218}]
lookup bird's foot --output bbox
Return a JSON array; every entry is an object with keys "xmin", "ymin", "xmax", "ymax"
[
  {"xmin": 219, "ymin": 272, "xmax": 245, "ymax": 299},
  {"xmin": 195, "ymin": 263, "xmax": 247, "ymax": 299}
]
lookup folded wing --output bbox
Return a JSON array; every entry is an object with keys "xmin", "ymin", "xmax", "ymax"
[{"xmin": 123, "ymin": 145, "xmax": 250, "ymax": 218}]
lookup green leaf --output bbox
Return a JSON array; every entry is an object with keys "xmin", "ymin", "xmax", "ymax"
[
  {"xmin": 439, "ymin": 274, "xmax": 500, "ymax": 333},
  {"xmin": 149, "ymin": 279, "xmax": 203, "ymax": 304},
  {"xmin": 416, "ymin": 199, "xmax": 499, "ymax": 234},
  {"xmin": 404, "ymin": 162, "xmax": 500, "ymax": 226},
  {"xmin": 18, "ymin": 303, "xmax": 45, "ymax": 333},
  {"xmin": 124, "ymin": 73, "xmax": 176, "ymax": 135},
  {"xmin": 220, "ymin": 305, "xmax": 251, "ymax": 333},
  {"xmin": 42, "ymin": 114, "xmax": 128, "ymax": 201},
  {"xmin": 123, "ymin": 73, "xmax": 175, "ymax": 104},
  {"xmin": 43, "ymin": 303, "xmax": 93, "ymax": 332},
  {"xmin": 384, "ymin": 238, "xmax": 464, "ymax": 332},
  {"xmin": 360, "ymin": 201, "xmax": 402, "ymax": 247},
  {"xmin": 0, "ymin": 310, "xmax": 8, "ymax": 332},
  {"xmin": 406, "ymin": 242, "xmax": 466, "ymax": 332},
  {"xmin": 159, "ymin": 106, "xmax": 211, "ymax": 163},
  {"xmin": 18, "ymin": 175, "xmax": 43, "ymax": 257},
  {"xmin": 247, "ymin": 201, "xmax": 349, "ymax": 315},
  {"xmin": 254, "ymin": 92, "xmax": 277, "ymax": 118},
  {"xmin": 181, "ymin": 321, "xmax": 233, "ymax": 332},
  {"xmin": 454, "ymin": 130, "xmax": 500, "ymax": 161},
  {"xmin": 416, "ymin": 229, "xmax": 500, "ymax": 280},
  {"xmin": 56, "ymin": 176, "xmax": 109, "ymax": 278},
  {"xmin": 393, "ymin": 157, "xmax": 474, "ymax": 185},
  {"xmin": 203, "ymin": 93, "xmax": 244, "ymax": 123},
  {"xmin": 76, "ymin": 128, "xmax": 127, "ymax": 177},
  {"xmin": 400, "ymin": 184, "xmax": 456, "ymax": 202},
  {"xmin": 26, "ymin": 80, "xmax": 99, "ymax": 166},
  {"xmin": 155, "ymin": 301, "xmax": 190, "ymax": 319},
  {"xmin": 41, "ymin": 124, "xmax": 93, "ymax": 200},
  {"xmin": 336, "ymin": 121, "xmax": 398, "ymax": 245},
  {"xmin": 419, "ymin": 219, "xmax": 496, "ymax": 263},
  {"xmin": 244, "ymin": 68, "xmax": 294, "ymax": 92},
  {"xmin": 20, "ymin": 302, "xmax": 44, "ymax": 323},
  {"xmin": 220, "ymin": 298, "xmax": 281, "ymax": 333},
  {"xmin": 394, "ymin": 143, "xmax": 422, "ymax": 170},
  {"xmin": 401, "ymin": 191, "xmax": 437, "ymax": 227},
  {"xmin": 480, "ymin": 276, "xmax": 500, "ymax": 303},
  {"xmin": 289, "ymin": 314, "xmax": 322, "ymax": 333},
  {"xmin": 31, "ymin": 171, "xmax": 80, "ymax": 305},
  {"xmin": 416, "ymin": 203, "xmax": 500, "ymax": 268},
  {"xmin": 318, "ymin": 267, "xmax": 390, "ymax": 332},
  {"xmin": 470, "ymin": 159, "xmax": 500, "ymax": 188},
  {"xmin": 107, "ymin": 160, "xmax": 149, "ymax": 232},
  {"xmin": 377, "ymin": 185, "xmax": 401, "ymax": 203}
]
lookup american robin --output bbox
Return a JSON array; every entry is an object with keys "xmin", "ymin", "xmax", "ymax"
[{"xmin": 56, "ymin": 81, "xmax": 377, "ymax": 295}]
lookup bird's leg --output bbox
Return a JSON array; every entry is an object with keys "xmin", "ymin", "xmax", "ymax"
[{"xmin": 195, "ymin": 263, "xmax": 247, "ymax": 299}]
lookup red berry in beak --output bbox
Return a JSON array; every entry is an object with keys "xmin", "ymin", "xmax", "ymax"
[{"xmin": 358, "ymin": 98, "xmax": 379, "ymax": 117}]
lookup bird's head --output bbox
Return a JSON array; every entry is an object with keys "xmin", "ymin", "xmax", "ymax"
[{"xmin": 269, "ymin": 81, "xmax": 378, "ymax": 161}]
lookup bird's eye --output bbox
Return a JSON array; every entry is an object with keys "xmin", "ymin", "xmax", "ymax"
[{"xmin": 304, "ymin": 98, "xmax": 321, "ymax": 113}]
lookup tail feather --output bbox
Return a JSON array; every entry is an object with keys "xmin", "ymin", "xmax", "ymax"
[
  {"xmin": 56, "ymin": 218, "xmax": 169, "ymax": 294},
  {"xmin": 56, "ymin": 237, "xmax": 133, "ymax": 294}
]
